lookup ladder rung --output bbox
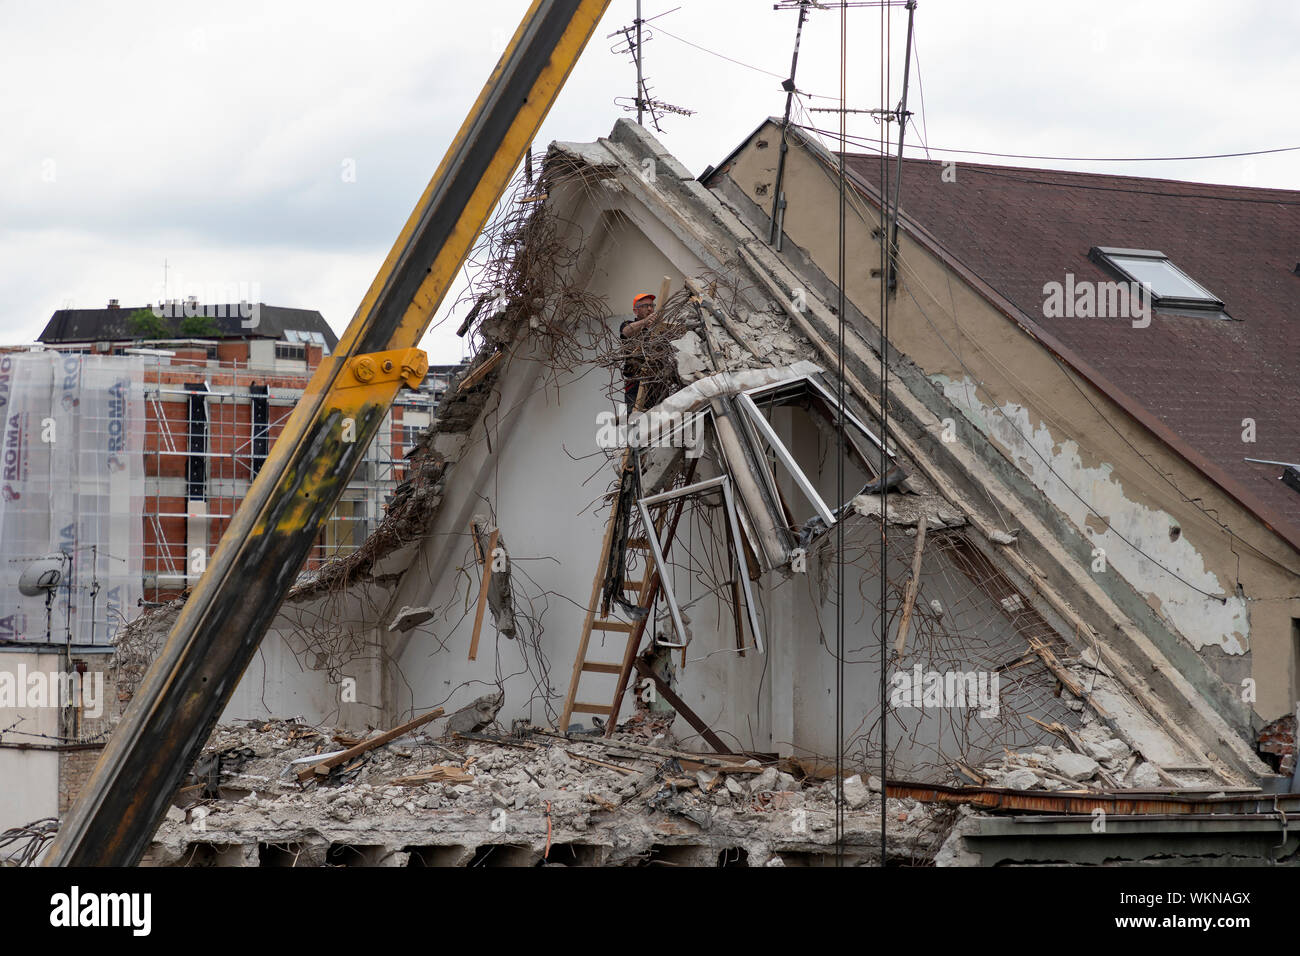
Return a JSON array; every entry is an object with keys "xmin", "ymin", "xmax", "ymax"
[
  {"xmin": 581, "ymin": 662, "xmax": 623, "ymax": 674},
  {"xmin": 627, "ymin": 537, "xmax": 651, "ymax": 550},
  {"xmin": 593, "ymin": 620, "xmax": 634, "ymax": 632},
  {"xmin": 622, "ymin": 580, "xmax": 645, "ymax": 591},
  {"xmin": 573, "ymin": 702, "xmax": 612, "ymax": 715}
]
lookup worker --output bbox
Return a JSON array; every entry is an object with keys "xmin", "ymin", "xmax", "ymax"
[{"xmin": 619, "ymin": 292, "xmax": 660, "ymax": 412}]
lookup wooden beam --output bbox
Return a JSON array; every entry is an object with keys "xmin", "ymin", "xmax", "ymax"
[
  {"xmin": 456, "ymin": 350, "xmax": 504, "ymax": 394},
  {"xmin": 468, "ymin": 528, "xmax": 498, "ymax": 661},
  {"xmin": 893, "ymin": 515, "xmax": 927, "ymax": 659},
  {"xmin": 565, "ymin": 750, "xmax": 637, "ymax": 775},
  {"xmin": 632, "ymin": 657, "xmax": 732, "ymax": 755},
  {"xmin": 298, "ymin": 707, "xmax": 445, "ymax": 782},
  {"xmin": 529, "ymin": 727, "xmax": 741, "ymax": 767}
]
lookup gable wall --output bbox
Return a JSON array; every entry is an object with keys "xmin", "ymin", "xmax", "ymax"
[{"xmin": 718, "ymin": 122, "xmax": 1300, "ymax": 727}]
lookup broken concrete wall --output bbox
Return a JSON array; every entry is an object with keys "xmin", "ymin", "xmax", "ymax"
[
  {"xmin": 379, "ymin": 209, "xmax": 706, "ymax": 731},
  {"xmin": 713, "ymin": 120, "xmax": 1298, "ymax": 747},
  {"xmin": 101, "ymin": 118, "xmax": 1264, "ymax": 793}
]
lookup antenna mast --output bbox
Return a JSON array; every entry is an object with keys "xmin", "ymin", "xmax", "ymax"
[{"xmin": 608, "ymin": 4, "xmax": 693, "ymax": 132}]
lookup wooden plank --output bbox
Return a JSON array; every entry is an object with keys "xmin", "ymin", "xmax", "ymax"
[
  {"xmin": 565, "ymin": 750, "xmax": 637, "ymax": 775},
  {"xmin": 678, "ymin": 760, "xmax": 763, "ymax": 774},
  {"xmin": 455, "ymin": 350, "xmax": 504, "ymax": 393},
  {"xmin": 468, "ymin": 528, "xmax": 498, "ymax": 661},
  {"xmin": 392, "ymin": 765, "xmax": 475, "ymax": 786},
  {"xmin": 592, "ymin": 620, "xmax": 634, "ymax": 633},
  {"xmin": 572, "ymin": 702, "xmax": 613, "ymax": 715},
  {"xmin": 632, "ymin": 657, "xmax": 733, "ymax": 755},
  {"xmin": 657, "ymin": 275, "xmax": 672, "ymax": 311},
  {"xmin": 530, "ymin": 727, "xmax": 742, "ymax": 768},
  {"xmin": 451, "ymin": 731, "xmax": 540, "ymax": 750},
  {"xmin": 298, "ymin": 707, "xmax": 445, "ymax": 782},
  {"xmin": 581, "ymin": 662, "xmax": 623, "ymax": 674},
  {"xmin": 893, "ymin": 515, "xmax": 927, "ymax": 659}
]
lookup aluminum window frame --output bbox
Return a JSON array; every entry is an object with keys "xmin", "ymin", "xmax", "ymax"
[
  {"xmin": 638, "ymin": 474, "xmax": 764, "ymax": 654},
  {"xmin": 735, "ymin": 373, "xmax": 896, "ymax": 532}
]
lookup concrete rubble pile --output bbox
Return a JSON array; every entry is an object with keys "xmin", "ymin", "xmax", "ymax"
[
  {"xmin": 978, "ymin": 718, "xmax": 1183, "ymax": 791},
  {"xmin": 147, "ymin": 706, "xmax": 953, "ymax": 867}
]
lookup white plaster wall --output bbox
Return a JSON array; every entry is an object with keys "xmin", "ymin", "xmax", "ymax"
[
  {"xmin": 0, "ymin": 651, "xmax": 60, "ymax": 834},
  {"xmin": 220, "ymin": 583, "xmax": 396, "ymax": 726},
  {"xmin": 384, "ymin": 214, "xmax": 711, "ymax": 727}
]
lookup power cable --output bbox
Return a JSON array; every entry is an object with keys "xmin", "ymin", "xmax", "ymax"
[
  {"xmin": 834, "ymin": 0, "xmax": 848, "ymax": 868},
  {"xmin": 652, "ymin": 22, "xmax": 835, "ymax": 99},
  {"xmin": 796, "ymin": 125, "xmax": 1300, "ymax": 203},
  {"xmin": 792, "ymin": 124, "xmax": 1300, "ymax": 163}
]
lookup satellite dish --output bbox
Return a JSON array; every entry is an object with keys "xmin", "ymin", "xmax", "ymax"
[{"xmin": 18, "ymin": 554, "xmax": 66, "ymax": 597}]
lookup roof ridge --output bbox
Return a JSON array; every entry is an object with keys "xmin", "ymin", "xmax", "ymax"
[{"xmin": 840, "ymin": 151, "xmax": 1300, "ymax": 198}]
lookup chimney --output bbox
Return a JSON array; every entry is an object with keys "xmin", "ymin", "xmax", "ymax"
[{"xmin": 107, "ymin": 299, "xmax": 120, "ymax": 309}]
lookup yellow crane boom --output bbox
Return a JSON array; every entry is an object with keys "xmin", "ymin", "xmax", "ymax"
[{"xmin": 46, "ymin": 0, "xmax": 611, "ymax": 867}]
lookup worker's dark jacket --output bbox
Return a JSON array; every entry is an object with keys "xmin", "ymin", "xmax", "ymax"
[{"xmin": 619, "ymin": 317, "xmax": 647, "ymax": 407}]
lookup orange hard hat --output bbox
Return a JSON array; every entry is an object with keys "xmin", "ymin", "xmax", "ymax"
[{"xmin": 633, "ymin": 293, "xmax": 656, "ymax": 306}]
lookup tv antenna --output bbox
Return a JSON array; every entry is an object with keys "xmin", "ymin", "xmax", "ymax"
[{"xmin": 607, "ymin": 3, "xmax": 693, "ymax": 132}]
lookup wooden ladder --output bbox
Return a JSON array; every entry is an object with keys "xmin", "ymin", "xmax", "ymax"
[
  {"xmin": 559, "ymin": 445, "xmax": 697, "ymax": 735},
  {"xmin": 559, "ymin": 446, "xmax": 655, "ymax": 733}
]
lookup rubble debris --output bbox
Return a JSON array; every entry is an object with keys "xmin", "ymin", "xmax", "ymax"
[
  {"xmin": 389, "ymin": 605, "xmax": 436, "ymax": 633},
  {"xmin": 297, "ymin": 707, "xmax": 445, "ymax": 783},
  {"xmin": 1050, "ymin": 750, "xmax": 1100, "ymax": 781},
  {"xmin": 147, "ymin": 717, "xmax": 947, "ymax": 867},
  {"xmin": 444, "ymin": 692, "xmax": 505, "ymax": 737},
  {"xmin": 974, "ymin": 718, "xmax": 1148, "ymax": 792},
  {"xmin": 1132, "ymin": 762, "xmax": 1163, "ymax": 789}
]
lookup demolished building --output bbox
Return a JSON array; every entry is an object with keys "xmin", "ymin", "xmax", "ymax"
[{"xmin": 20, "ymin": 116, "xmax": 1300, "ymax": 867}]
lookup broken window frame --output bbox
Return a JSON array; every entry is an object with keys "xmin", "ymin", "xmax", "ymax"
[
  {"xmin": 734, "ymin": 373, "xmax": 896, "ymax": 534},
  {"xmin": 638, "ymin": 474, "xmax": 765, "ymax": 654}
]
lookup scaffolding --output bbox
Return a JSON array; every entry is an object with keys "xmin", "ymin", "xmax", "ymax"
[{"xmin": 134, "ymin": 352, "xmax": 439, "ymax": 604}]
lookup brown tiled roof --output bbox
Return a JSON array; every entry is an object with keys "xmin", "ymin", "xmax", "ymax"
[{"xmin": 841, "ymin": 152, "xmax": 1300, "ymax": 551}]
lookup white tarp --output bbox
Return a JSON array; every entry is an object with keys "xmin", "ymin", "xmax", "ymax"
[{"xmin": 0, "ymin": 351, "xmax": 144, "ymax": 645}]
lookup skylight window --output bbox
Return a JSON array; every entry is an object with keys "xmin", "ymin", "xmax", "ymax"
[{"xmin": 1090, "ymin": 247, "xmax": 1227, "ymax": 315}]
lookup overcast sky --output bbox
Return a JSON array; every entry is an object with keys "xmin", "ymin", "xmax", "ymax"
[{"xmin": 2, "ymin": 0, "xmax": 1295, "ymax": 363}]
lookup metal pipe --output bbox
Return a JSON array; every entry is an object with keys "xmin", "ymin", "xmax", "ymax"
[
  {"xmin": 720, "ymin": 477, "xmax": 764, "ymax": 653},
  {"xmin": 735, "ymin": 392, "xmax": 837, "ymax": 526}
]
